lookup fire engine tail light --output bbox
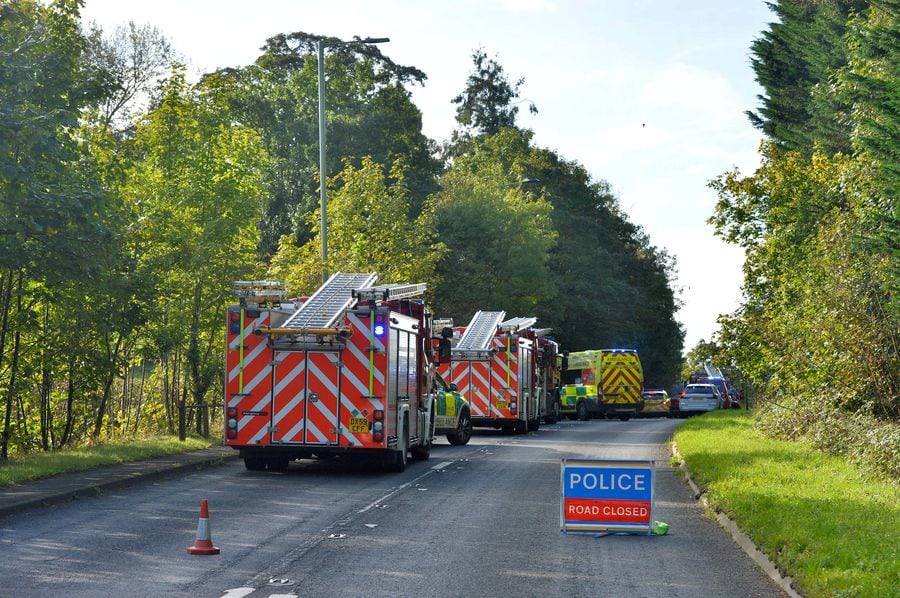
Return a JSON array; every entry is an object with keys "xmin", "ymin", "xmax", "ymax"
[
  {"xmin": 510, "ymin": 401, "xmax": 518, "ymax": 415},
  {"xmin": 226, "ymin": 406, "xmax": 239, "ymax": 439},
  {"xmin": 373, "ymin": 409, "xmax": 385, "ymax": 442}
]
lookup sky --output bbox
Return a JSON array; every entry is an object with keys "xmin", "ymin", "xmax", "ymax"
[{"xmin": 80, "ymin": 0, "xmax": 775, "ymax": 352}]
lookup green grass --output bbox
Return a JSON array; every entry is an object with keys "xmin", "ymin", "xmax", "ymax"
[
  {"xmin": 0, "ymin": 436, "xmax": 214, "ymax": 487},
  {"xmin": 674, "ymin": 410, "xmax": 899, "ymax": 598}
]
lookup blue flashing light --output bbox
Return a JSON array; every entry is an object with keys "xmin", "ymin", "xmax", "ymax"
[{"xmin": 374, "ymin": 324, "xmax": 386, "ymax": 336}]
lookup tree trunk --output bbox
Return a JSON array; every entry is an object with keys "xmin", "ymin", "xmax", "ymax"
[
  {"xmin": 0, "ymin": 271, "xmax": 22, "ymax": 461},
  {"xmin": 39, "ymin": 303, "xmax": 53, "ymax": 450},
  {"xmin": 59, "ymin": 354, "xmax": 77, "ymax": 448},
  {"xmin": 132, "ymin": 361, "xmax": 147, "ymax": 436},
  {"xmin": 93, "ymin": 332, "xmax": 124, "ymax": 439}
]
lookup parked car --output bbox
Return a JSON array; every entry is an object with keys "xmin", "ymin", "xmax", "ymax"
[
  {"xmin": 639, "ymin": 389, "xmax": 670, "ymax": 417},
  {"xmin": 706, "ymin": 376, "xmax": 737, "ymax": 408},
  {"xmin": 670, "ymin": 384, "xmax": 722, "ymax": 417}
]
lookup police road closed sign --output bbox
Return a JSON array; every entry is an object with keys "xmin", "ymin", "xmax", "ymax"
[{"xmin": 560, "ymin": 458, "xmax": 655, "ymax": 534}]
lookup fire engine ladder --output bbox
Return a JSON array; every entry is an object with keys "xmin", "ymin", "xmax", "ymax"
[
  {"xmin": 499, "ymin": 316, "xmax": 538, "ymax": 333},
  {"xmin": 279, "ymin": 272, "xmax": 378, "ymax": 331},
  {"xmin": 455, "ymin": 311, "xmax": 506, "ymax": 353},
  {"xmin": 232, "ymin": 280, "xmax": 285, "ymax": 305},
  {"xmin": 704, "ymin": 360, "xmax": 724, "ymax": 379},
  {"xmin": 351, "ymin": 282, "xmax": 428, "ymax": 302}
]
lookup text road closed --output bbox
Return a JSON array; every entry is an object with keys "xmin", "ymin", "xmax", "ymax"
[{"xmin": 562, "ymin": 463, "xmax": 653, "ymax": 527}]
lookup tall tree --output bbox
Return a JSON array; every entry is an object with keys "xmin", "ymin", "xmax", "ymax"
[
  {"xmin": 201, "ymin": 32, "xmax": 441, "ymax": 257},
  {"xmin": 124, "ymin": 66, "xmax": 268, "ymax": 437},
  {"xmin": 451, "ymin": 47, "xmax": 537, "ymax": 136},
  {"xmin": 840, "ymin": 0, "xmax": 900, "ymax": 318},
  {"xmin": 747, "ymin": 0, "xmax": 869, "ymax": 154},
  {"xmin": 82, "ymin": 20, "xmax": 178, "ymax": 132},
  {"xmin": 269, "ymin": 156, "xmax": 445, "ymax": 295},
  {"xmin": 0, "ymin": 0, "xmax": 117, "ymax": 457},
  {"xmin": 429, "ymin": 129, "xmax": 556, "ymax": 321}
]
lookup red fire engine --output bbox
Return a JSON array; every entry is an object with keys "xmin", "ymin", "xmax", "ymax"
[
  {"xmin": 525, "ymin": 329, "xmax": 562, "ymax": 424},
  {"xmin": 224, "ymin": 273, "xmax": 436, "ymax": 472},
  {"xmin": 438, "ymin": 311, "xmax": 542, "ymax": 434}
]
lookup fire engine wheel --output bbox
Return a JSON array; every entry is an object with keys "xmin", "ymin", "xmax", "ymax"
[
  {"xmin": 389, "ymin": 418, "xmax": 410, "ymax": 472},
  {"xmin": 267, "ymin": 456, "xmax": 290, "ymax": 471},
  {"xmin": 514, "ymin": 420, "xmax": 528, "ymax": 434},
  {"xmin": 391, "ymin": 446, "xmax": 408, "ymax": 472},
  {"xmin": 447, "ymin": 410, "xmax": 472, "ymax": 446},
  {"xmin": 243, "ymin": 455, "xmax": 267, "ymax": 471},
  {"xmin": 618, "ymin": 414, "xmax": 631, "ymax": 422},
  {"xmin": 577, "ymin": 401, "xmax": 590, "ymax": 421},
  {"xmin": 410, "ymin": 443, "xmax": 430, "ymax": 461},
  {"xmin": 527, "ymin": 418, "xmax": 541, "ymax": 432}
]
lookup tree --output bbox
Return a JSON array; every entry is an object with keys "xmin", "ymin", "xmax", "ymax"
[
  {"xmin": 269, "ymin": 156, "xmax": 445, "ymax": 295},
  {"xmin": 429, "ymin": 129, "xmax": 556, "ymax": 321},
  {"xmin": 201, "ymin": 32, "xmax": 441, "ymax": 257},
  {"xmin": 82, "ymin": 20, "xmax": 178, "ymax": 132},
  {"xmin": 839, "ymin": 0, "xmax": 900, "ymax": 319},
  {"xmin": 451, "ymin": 47, "xmax": 537, "ymax": 136},
  {"xmin": 710, "ymin": 143, "xmax": 897, "ymax": 418},
  {"xmin": 0, "ymin": 0, "xmax": 118, "ymax": 458},
  {"xmin": 746, "ymin": 0, "xmax": 868, "ymax": 155},
  {"xmin": 124, "ymin": 66, "xmax": 268, "ymax": 437}
]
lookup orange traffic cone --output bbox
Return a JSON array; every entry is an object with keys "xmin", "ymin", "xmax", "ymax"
[{"xmin": 187, "ymin": 499, "xmax": 220, "ymax": 555}]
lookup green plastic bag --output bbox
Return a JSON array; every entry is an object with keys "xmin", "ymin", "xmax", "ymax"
[{"xmin": 652, "ymin": 520, "xmax": 669, "ymax": 535}]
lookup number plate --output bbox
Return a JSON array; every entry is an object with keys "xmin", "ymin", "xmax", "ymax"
[
  {"xmin": 349, "ymin": 417, "xmax": 369, "ymax": 433},
  {"xmin": 496, "ymin": 399, "xmax": 508, "ymax": 410}
]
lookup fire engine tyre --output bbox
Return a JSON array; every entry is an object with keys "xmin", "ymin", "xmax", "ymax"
[
  {"xmin": 243, "ymin": 455, "xmax": 267, "ymax": 471},
  {"xmin": 447, "ymin": 410, "xmax": 472, "ymax": 446},
  {"xmin": 618, "ymin": 414, "xmax": 631, "ymax": 422},
  {"xmin": 577, "ymin": 401, "xmax": 590, "ymax": 421},
  {"xmin": 528, "ymin": 418, "xmax": 541, "ymax": 432},
  {"xmin": 392, "ymin": 446, "xmax": 408, "ymax": 472},
  {"xmin": 389, "ymin": 417, "xmax": 409, "ymax": 472},
  {"xmin": 410, "ymin": 443, "xmax": 430, "ymax": 461},
  {"xmin": 267, "ymin": 456, "xmax": 290, "ymax": 472},
  {"xmin": 515, "ymin": 420, "xmax": 528, "ymax": 434}
]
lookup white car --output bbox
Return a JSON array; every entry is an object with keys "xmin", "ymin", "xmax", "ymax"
[{"xmin": 673, "ymin": 384, "xmax": 722, "ymax": 417}]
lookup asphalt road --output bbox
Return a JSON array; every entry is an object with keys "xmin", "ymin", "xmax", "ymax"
[{"xmin": 0, "ymin": 418, "xmax": 784, "ymax": 598}]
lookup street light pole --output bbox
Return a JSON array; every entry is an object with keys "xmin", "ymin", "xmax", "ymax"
[
  {"xmin": 317, "ymin": 36, "xmax": 390, "ymax": 283},
  {"xmin": 317, "ymin": 39, "xmax": 328, "ymax": 283}
]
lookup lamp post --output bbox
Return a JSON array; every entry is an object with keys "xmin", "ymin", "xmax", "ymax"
[{"xmin": 318, "ymin": 36, "xmax": 390, "ymax": 283}]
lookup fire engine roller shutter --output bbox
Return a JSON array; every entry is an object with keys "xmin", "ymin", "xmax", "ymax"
[
  {"xmin": 452, "ymin": 361, "xmax": 490, "ymax": 418},
  {"xmin": 271, "ymin": 351, "xmax": 339, "ymax": 445},
  {"xmin": 226, "ymin": 310, "xmax": 274, "ymax": 446},
  {"xmin": 490, "ymin": 336, "xmax": 517, "ymax": 418}
]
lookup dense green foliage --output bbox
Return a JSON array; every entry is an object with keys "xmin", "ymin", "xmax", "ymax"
[
  {"xmin": 707, "ymin": 0, "xmax": 898, "ymax": 475},
  {"xmin": 0, "ymin": 1, "xmax": 683, "ymax": 457},
  {"xmin": 675, "ymin": 410, "xmax": 899, "ymax": 597}
]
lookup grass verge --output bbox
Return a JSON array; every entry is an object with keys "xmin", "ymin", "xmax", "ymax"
[
  {"xmin": 674, "ymin": 410, "xmax": 898, "ymax": 597},
  {"xmin": 0, "ymin": 436, "xmax": 215, "ymax": 487}
]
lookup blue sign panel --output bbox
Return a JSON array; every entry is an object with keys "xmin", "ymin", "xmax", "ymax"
[{"xmin": 560, "ymin": 458, "xmax": 655, "ymax": 534}]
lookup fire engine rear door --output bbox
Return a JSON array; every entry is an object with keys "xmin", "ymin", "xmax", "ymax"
[
  {"xmin": 452, "ymin": 361, "xmax": 490, "ymax": 418},
  {"xmin": 271, "ymin": 350, "xmax": 340, "ymax": 445}
]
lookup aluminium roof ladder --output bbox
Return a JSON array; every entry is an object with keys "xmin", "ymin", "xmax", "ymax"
[
  {"xmin": 280, "ymin": 272, "xmax": 378, "ymax": 330},
  {"xmin": 499, "ymin": 316, "xmax": 538, "ymax": 333},
  {"xmin": 704, "ymin": 360, "xmax": 725, "ymax": 379},
  {"xmin": 455, "ymin": 311, "xmax": 506, "ymax": 351},
  {"xmin": 352, "ymin": 282, "xmax": 428, "ymax": 302}
]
